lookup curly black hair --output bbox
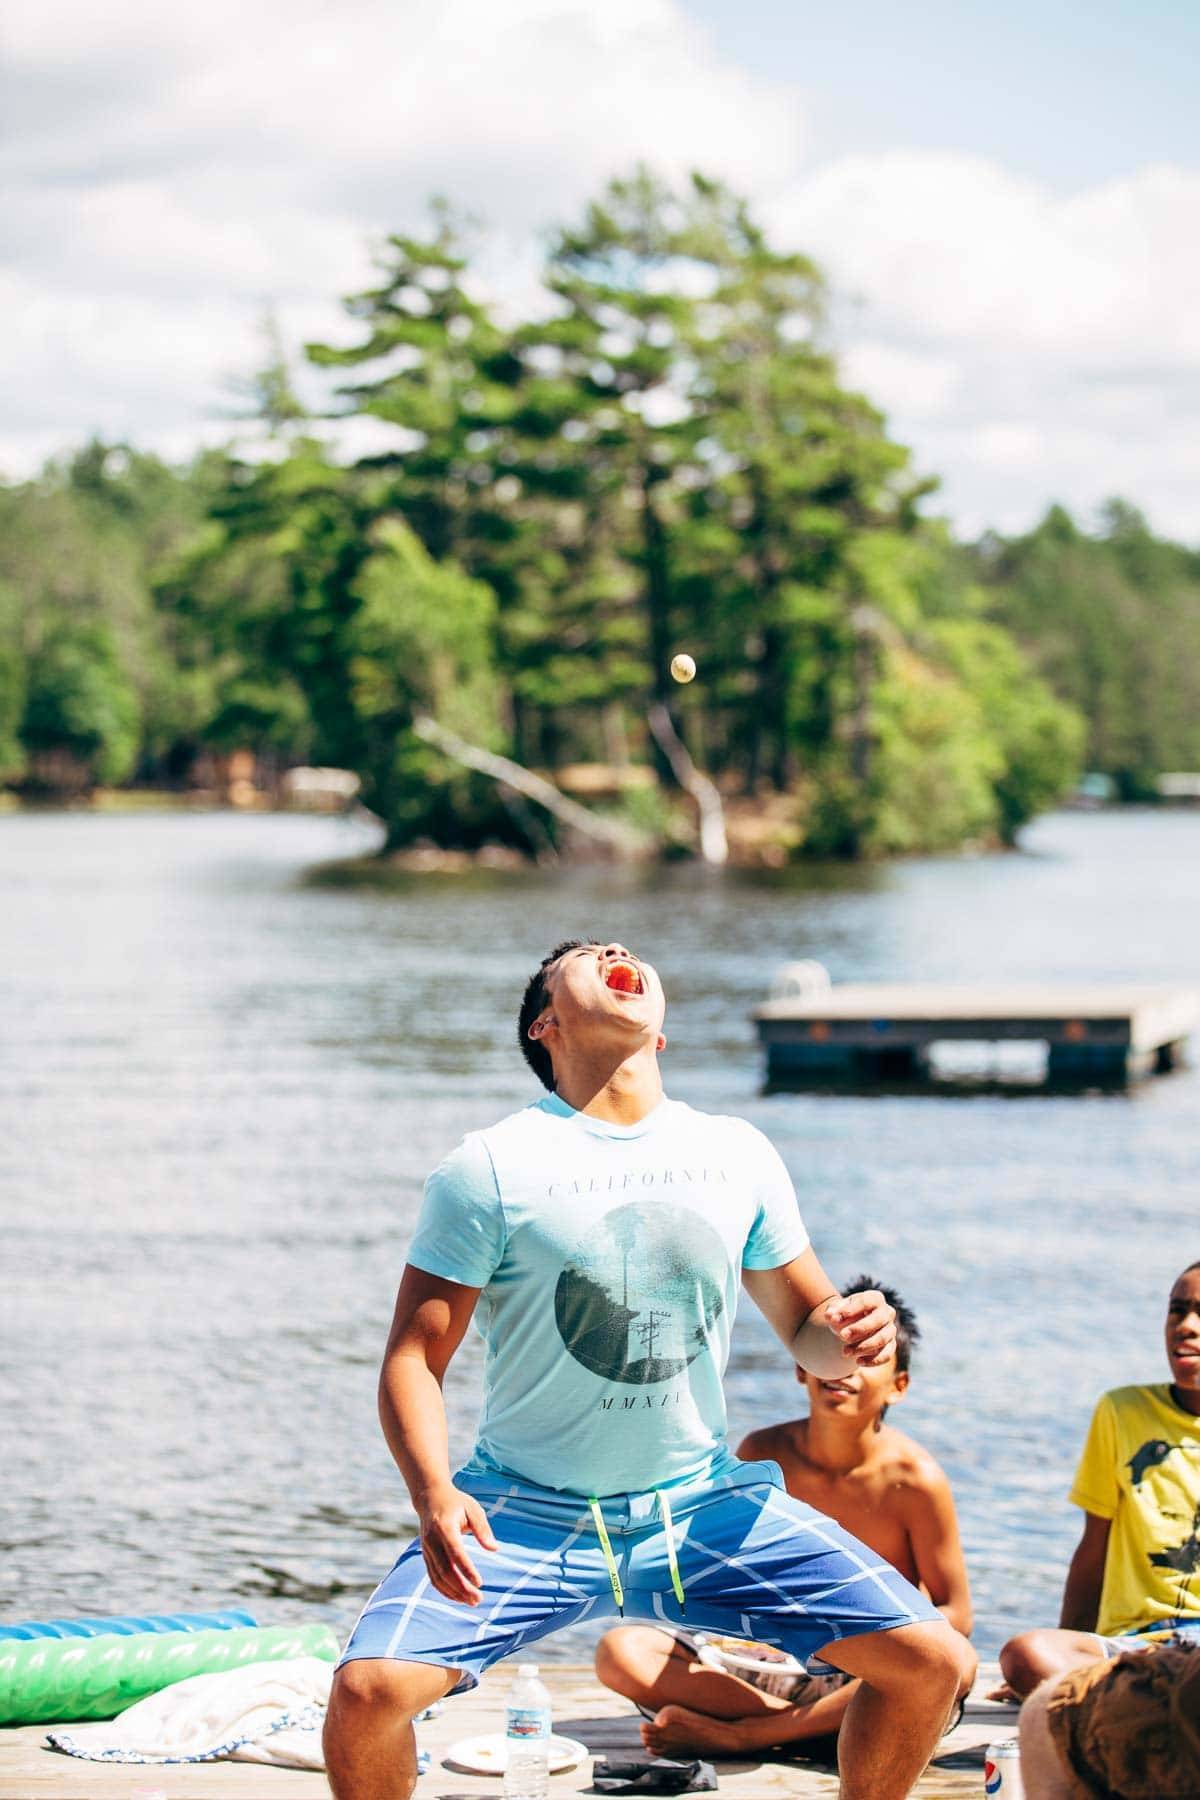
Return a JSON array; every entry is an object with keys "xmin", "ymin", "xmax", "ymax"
[{"xmin": 840, "ymin": 1274, "xmax": 920, "ymax": 1374}]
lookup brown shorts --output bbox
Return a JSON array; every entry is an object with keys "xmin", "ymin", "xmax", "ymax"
[{"xmin": 1045, "ymin": 1640, "xmax": 1200, "ymax": 1799}]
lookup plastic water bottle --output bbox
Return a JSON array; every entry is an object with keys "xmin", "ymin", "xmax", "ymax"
[{"xmin": 504, "ymin": 1661, "xmax": 551, "ymax": 1800}]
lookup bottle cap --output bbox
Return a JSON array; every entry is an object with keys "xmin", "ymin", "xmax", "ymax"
[{"xmin": 517, "ymin": 1662, "xmax": 539, "ymax": 1675}]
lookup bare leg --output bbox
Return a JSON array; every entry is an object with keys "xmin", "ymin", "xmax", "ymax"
[
  {"xmin": 1018, "ymin": 1677, "xmax": 1078, "ymax": 1799},
  {"xmin": 1000, "ymin": 1628, "xmax": 1106, "ymax": 1700},
  {"xmin": 643, "ymin": 1684, "xmax": 857, "ymax": 1757},
  {"xmin": 597, "ymin": 1622, "xmax": 976, "ymax": 1768},
  {"xmin": 596, "ymin": 1627, "xmax": 793, "ymax": 1721},
  {"xmin": 819, "ymin": 1619, "xmax": 973, "ymax": 1800},
  {"xmin": 596, "ymin": 1625, "xmax": 857, "ymax": 1757},
  {"xmin": 324, "ymin": 1657, "xmax": 457, "ymax": 1800}
]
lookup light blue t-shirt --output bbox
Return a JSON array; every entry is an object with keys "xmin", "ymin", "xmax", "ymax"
[{"xmin": 406, "ymin": 1094, "xmax": 809, "ymax": 1497}]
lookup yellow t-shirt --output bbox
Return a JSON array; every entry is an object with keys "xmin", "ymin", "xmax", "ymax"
[{"xmin": 1070, "ymin": 1383, "xmax": 1200, "ymax": 1638}]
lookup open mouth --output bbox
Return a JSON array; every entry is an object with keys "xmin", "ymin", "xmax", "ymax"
[
  {"xmin": 604, "ymin": 958, "xmax": 645, "ymax": 995},
  {"xmin": 818, "ymin": 1379, "xmax": 857, "ymax": 1396}
]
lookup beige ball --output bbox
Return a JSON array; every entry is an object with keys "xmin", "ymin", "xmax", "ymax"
[{"xmin": 670, "ymin": 652, "xmax": 697, "ymax": 684}]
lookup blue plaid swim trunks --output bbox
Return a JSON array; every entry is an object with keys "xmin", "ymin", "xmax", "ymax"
[{"xmin": 338, "ymin": 1456, "xmax": 939, "ymax": 1692}]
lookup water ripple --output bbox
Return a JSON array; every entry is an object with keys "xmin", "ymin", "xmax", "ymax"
[{"xmin": 2, "ymin": 807, "xmax": 1197, "ymax": 1659}]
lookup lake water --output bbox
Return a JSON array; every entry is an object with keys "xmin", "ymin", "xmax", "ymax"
[{"xmin": 2, "ymin": 806, "xmax": 1197, "ymax": 1663}]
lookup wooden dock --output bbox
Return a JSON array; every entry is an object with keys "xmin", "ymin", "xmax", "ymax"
[
  {"xmin": 754, "ymin": 979, "xmax": 1200, "ymax": 1087},
  {"xmin": 0, "ymin": 1665, "xmax": 1017, "ymax": 1797}
]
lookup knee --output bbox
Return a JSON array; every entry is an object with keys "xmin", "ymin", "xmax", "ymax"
[
  {"xmin": 907, "ymin": 1624, "xmax": 972, "ymax": 1705},
  {"xmin": 955, "ymin": 1635, "xmax": 979, "ymax": 1696},
  {"xmin": 1000, "ymin": 1630, "xmax": 1064, "ymax": 1698},
  {"xmin": 594, "ymin": 1628, "xmax": 628, "ymax": 1690},
  {"xmin": 932, "ymin": 1628, "xmax": 973, "ymax": 1700},
  {"xmin": 595, "ymin": 1626, "xmax": 667, "ymax": 1695},
  {"xmin": 326, "ymin": 1658, "xmax": 425, "ymax": 1728}
]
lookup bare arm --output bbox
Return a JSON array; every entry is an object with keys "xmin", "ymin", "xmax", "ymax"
[
  {"xmin": 742, "ymin": 1247, "xmax": 897, "ymax": 1376},
  {"xmin": 1058, "ymin": 1513, "xmax": 1111, "ymax": 1631},
  {"xmin": 905, "ymin": 1467, "xmax": 974, "ymax": 1637},
  {"xmin": 378, "ymin": 1264, "xmax": 498, "ymax": 1605}
]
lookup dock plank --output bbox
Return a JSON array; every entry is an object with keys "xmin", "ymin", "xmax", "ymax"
[
  {"xmin": 754, "ymin": 981, "xmax": 1199, "ymax": 1041},
  {"xmin": 753, "ymin": 980, "xmax": 1200, "ymax": 1084},
  {"xmin": 0, "ymin": 1666, "xmax": 1017, "ymax": 1797}
]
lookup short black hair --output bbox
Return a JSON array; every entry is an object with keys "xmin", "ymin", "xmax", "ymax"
[
  {"xmin": 518, "ymin": 938, "xmax": 601, "ymax": 1091},
  {"xmin": 841, "ymin": 1274, "xmax": 920, "ymax": 1375}
]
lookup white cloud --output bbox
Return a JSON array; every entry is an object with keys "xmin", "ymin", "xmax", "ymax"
[
  {"xmin": 840, "ymin": 342, "xmax": 961, "ymax": 421},
  {"xmin": 5, "ymin": 0, "xmax": 800, "ymax": 219},
  {"xmin": 973, "ymin": 423, "xmax": 1045, "ymax": 470},
  {"xmin": 777, "ymin": 152, "xmax": 1200, "ymax": 361},
  {"xmin": 0, "ymin": 0, "xmax": 801, "ymax": 472},
  {"xmin": 771, "ymin": 151, "xmax": 1200, "ymax": 536},
  {"xmin": 1, "ymin": 2, "xmax": 1197, "ymax": 541}
]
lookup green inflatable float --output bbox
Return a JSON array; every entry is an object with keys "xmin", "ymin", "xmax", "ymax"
[{"xmin": 0, "ymin": 1622, "xmax": 340, "ymax": 1725}]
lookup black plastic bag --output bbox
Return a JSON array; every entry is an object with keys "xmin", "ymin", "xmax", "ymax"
[{"xmin": 591, "ymin": 1754, "xmax": 718, "ymax": 1793}]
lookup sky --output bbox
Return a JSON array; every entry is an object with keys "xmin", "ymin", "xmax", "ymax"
[{"xmin": 3, "ymin": 0, "xmax": 1198, "ymax": 539}]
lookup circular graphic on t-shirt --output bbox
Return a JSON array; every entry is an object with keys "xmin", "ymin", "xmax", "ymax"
[{"xmin": 554, "ymin": 1202, "xmax": 727, "ymax": 1384}]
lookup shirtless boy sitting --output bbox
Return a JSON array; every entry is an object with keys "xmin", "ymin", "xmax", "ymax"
[{"xmin": 595, "ymin": 1276, "xmax": 976, "ymax": 1758}]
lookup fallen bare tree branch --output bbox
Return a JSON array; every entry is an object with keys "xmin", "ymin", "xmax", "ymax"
[
  {"xmin": 412, "ymin": 714, "xmax": 655, "ymax": 858},
  {"xmin": 647, "ymin": 703, "xmax": 728, "ymax": 865}
]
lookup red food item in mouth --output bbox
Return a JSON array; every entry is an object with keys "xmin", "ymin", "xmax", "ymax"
[{"xmin": 604, "ymin": 962, "xmax": 642, "ymax": 994}]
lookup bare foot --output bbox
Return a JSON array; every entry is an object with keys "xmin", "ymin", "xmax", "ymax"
[{"xmin": 641, "ymin": 1705, "xmax": 744, "ymax": 1757}]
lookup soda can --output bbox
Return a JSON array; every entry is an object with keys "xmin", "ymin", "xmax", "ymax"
[{"xmin": 984, "ymin": 1738, "xmax": 1024, "ymax": 1797}]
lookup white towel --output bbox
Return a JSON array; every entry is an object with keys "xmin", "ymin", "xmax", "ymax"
[{"xmin": 45, "ymin": 1656, "xmax": 332, "ymax": 1768}]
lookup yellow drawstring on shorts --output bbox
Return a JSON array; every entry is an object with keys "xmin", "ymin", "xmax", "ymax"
[
  {"xmin": 588, "ymin": 1490, "xmax": 685, "ymax": 1615},
  {"xmin": 588, "ymin": 1497, "xmax": 624, "ymax": 1612},
  {"xmin": 655, "ymin": 1488, "xmax": 686, "ymax": 1612}
]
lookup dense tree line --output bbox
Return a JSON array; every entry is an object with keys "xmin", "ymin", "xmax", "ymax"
[
  {"xmin": 974, "ymin": 503, "xmax": 1200, "ymax": 800},
  {"xmin": 5, "ymin": 170, "xmax": 1182, "ymax": 860}
]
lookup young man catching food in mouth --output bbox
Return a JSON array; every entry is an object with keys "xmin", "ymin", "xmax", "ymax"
[{"xmin": 323, "ymin": 938, "xmax": 974, "ymax": 1800}]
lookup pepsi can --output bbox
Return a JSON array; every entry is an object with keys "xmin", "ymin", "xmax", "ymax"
[{"xmin": 984, "ymin": 1739, "xmax": 1023, "ymax": 1797}]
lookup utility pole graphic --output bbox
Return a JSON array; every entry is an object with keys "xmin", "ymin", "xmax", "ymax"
[{"xmin": 637, "ymin": 1310, "xmax": 669, "ymax": 1361}]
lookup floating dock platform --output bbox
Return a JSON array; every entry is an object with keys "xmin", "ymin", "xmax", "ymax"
[
  {"xmin": 754, "ymin": 979, "xmax": 1200, "ymax": 1088},
  {"xmin": 0, "ymin": 1662, "xmax": 1016, "ymax": 1797}
]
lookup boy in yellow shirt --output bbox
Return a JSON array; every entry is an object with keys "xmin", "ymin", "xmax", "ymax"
[{"xmin": 1000, "ymin": 1260, "xmax": 1200, "ymax": 1697}]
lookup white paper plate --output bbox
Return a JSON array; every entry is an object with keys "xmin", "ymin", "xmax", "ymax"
[
  {"xmin": 444, "ymin": 1732, "xmax": 588, "ymax": 1775},
  {"xmin": 694, "ymin": 1632, "xmax": 805, "ymax": 1673}
]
